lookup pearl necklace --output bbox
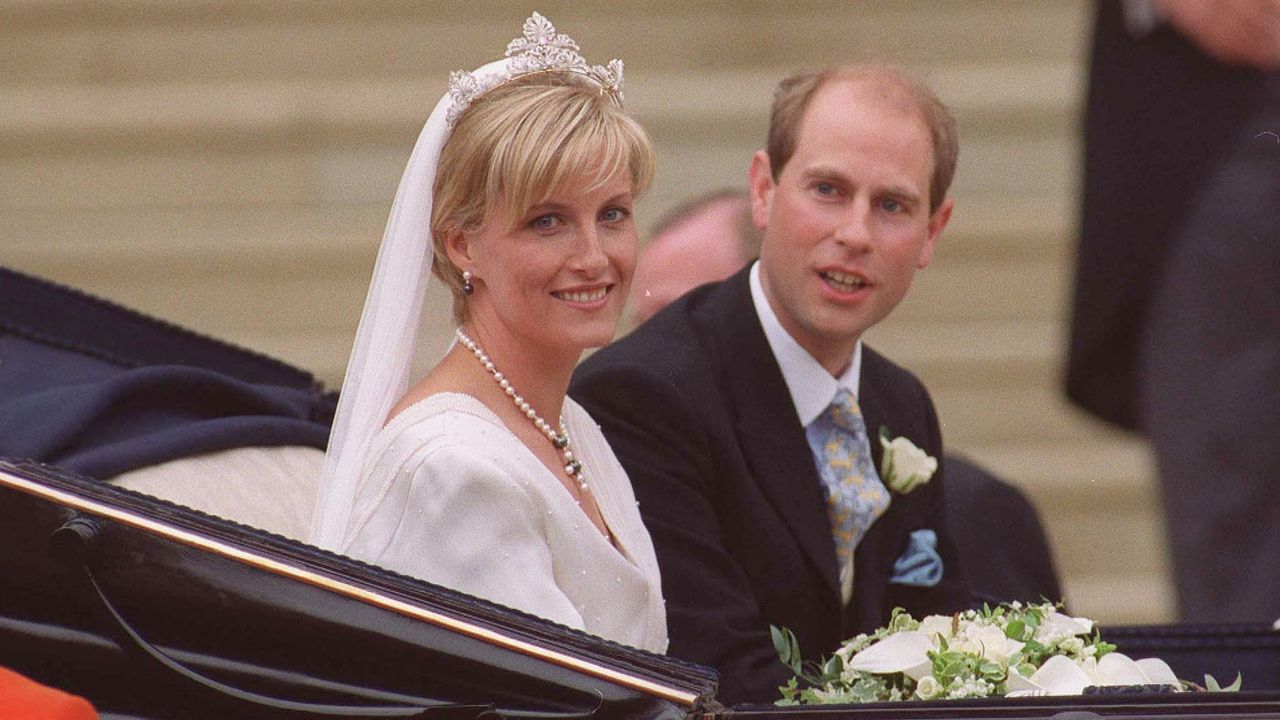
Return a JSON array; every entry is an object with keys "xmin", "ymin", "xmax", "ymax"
[{"xmin": 455, "ymin": 329, "xmax": 589, "ymax": 494}]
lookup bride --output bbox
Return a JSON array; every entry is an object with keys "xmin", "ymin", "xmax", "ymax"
[{"xmin": 308, "ymin": 14, "xmax": 666, "ymax": 653}]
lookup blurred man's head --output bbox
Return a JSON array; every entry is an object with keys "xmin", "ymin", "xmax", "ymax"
[{"xmin": 628, "ymin": 189, "xmax": 762, "ymax": 325}]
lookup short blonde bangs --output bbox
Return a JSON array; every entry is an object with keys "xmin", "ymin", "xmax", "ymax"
[{"xmin": 492, "ymin": 93, "xmax": 653, "ymax": 228}]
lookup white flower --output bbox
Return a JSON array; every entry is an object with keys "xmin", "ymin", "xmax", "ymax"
[
  {"xmin": 955, "ymin": 623, "xmax": 1023, "ymax": 665},
  {"xmin": 1135, "ymin": 658, "xmax": 1181, "ymax": 686},
  {"xmin": 833, "ymin": 633, "xmax": 872, "ymax": 664},
  {"xmin": 914, "ymin": 675, "xmax": 942, "ymax": 700},
  {"xmin": 1057, "ymin": 637, "xmax": 1086, "ymax": 657},
  {"xmin": 1092, "ymin": 653, "xmax": 1180, "ymax": 687},
  {"xmin": 917, "ymin": 614, "xmax": 954, "ymax": 643},
  {"xmin": 1008, "ymin": 652, "xmax": 1181, "ymax": 696},
  {"xmin": 1010, "ymin": 654, "xmax": 1092, "ymax": 695},
  {"xmin": 847, "ymin": 630, "xmax": 934, "ymax": 681},
  {"xmin": 946, "ymin": 676, "xmax": 994, "ymax": 699},
  {"xmin": 879, "ymin": 434, "xmax": 937, "ymax": 494},
  {"xmin": 1033, "ymin": 610, "xmax": 1094, "ymax": 644}
]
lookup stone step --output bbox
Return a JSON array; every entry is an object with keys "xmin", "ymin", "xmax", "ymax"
[
  {"xmin": 4, "ymin": 206, "xmax": 388, "ymax": 273},
  {"xmin": 1042, "ymin": 501, "xmax": 1167, "ymax": 576},
  {"xmin": 961, "ymin": 438, "xmax": 1154, "ymax": 501},
  {"xmin": 1069, "ymin": 572, "xmax": 1175, "ymax": 625},
  {"xmin": 932, "ymin": 382, "xmax": 1115, "ymax": 447},
  {"xmin": 0, "ymin": 68, "xmax": 1076, "ymax": 167},
  {"xmin": 0, "ymin": 1, "xmax": 1087, "ymax": 84},
  {"xmin": 866, "ymin": 319, "xmax": 1063, "ymax": 383}
]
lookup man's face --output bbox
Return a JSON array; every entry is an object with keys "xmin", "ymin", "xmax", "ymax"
[{"xmin": 749, "ymin": 78, "xmax": 952, "ymax": 374}]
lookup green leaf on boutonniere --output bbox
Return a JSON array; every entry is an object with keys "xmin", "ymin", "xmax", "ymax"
[{"xmin": 878, "ymin": 425, "xmax": 895, "ymax": 482}]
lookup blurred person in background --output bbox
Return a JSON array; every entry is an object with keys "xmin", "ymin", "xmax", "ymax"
[
  {"xmin": 1067, "ymin": 0, "xmax": 1280, "ymax": 622},
  {"xmin": 628, "ymin": 189, "xmax": 760, "ymax": 327}
]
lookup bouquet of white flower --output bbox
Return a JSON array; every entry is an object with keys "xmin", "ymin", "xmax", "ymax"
[{"xmin": 772, "ymin": 602, "xmax": 1240, "ymax": 705}]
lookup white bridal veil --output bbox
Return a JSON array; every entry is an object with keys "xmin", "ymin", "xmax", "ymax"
[{"xmin": 307, "ymin": 57, "xmax": 512, "ymax": 551}]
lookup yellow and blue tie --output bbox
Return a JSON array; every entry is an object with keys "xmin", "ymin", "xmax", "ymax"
[{"xmin": 813, "ymin": 387, "xmax": 891, "ymax": 605}]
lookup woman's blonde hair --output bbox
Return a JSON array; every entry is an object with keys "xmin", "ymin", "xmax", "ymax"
[{"xmin": 431, "ymin": 73, "xmax": 655, "ymax": 324}]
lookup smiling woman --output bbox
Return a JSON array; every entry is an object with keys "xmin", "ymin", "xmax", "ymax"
[{"xmin": 307, "ymin": 13, "xmax": 666, "ymax": 653}]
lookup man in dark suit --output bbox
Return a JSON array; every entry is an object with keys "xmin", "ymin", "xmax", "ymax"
[
  {"xmin": 572, "ymin": 66, "xmax": 969, "ymax": 703},
  {"xmin": 1067, "ymin": 0, "xmax": 1280, "ymax": 621}
]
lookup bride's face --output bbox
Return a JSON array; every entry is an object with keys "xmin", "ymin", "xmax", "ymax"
[{"xmin": 458, "ymin": 171, "xmax": 638, "ymax": 354}]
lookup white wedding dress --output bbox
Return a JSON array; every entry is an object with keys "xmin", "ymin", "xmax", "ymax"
[{"xmin": 335, "ymin": 392, "xmax": 667, "ymax": 653}]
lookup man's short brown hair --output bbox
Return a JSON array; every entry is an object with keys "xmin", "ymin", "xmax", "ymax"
[{"xmin": 766, "ymin": 65, "xmax": 958, "ymax": 212}]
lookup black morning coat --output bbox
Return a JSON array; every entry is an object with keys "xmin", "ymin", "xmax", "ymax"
[{"xmin": 571, "ymin": 265, "xmax": 970, "ymax": 704}]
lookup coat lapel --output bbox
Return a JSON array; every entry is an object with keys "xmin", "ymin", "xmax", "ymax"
[
  {"xmin": 860, "ymin": 381, "xmax": 886, "ymax": 476},
  {"xmin": 848, "ymin": 353, "xmax": 910, "ymax": 633},
  {"xmin": 707, "ymin": 269, "xmax": 841, "ymax": 599}
]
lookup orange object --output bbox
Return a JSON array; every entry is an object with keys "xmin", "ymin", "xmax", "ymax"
[{"xmin": 0, "ymin": 666, "xmax": 98, "ymax": 719}]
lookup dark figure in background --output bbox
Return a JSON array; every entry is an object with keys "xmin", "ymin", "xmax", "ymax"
[
  {"xmin": 945, "ymin": 455, "xmax": 1061, "ymax": 607},
  {"xmin": 628, "ymin": 189, "xmax": 761, "ymax": 327},
  {"xmin": 573, "ymin": 65, "xmax": 970, "ymax": 704},
  {"xmin": 1067, "ymin": 0, "xmax": 1280, "ymax": 621}
]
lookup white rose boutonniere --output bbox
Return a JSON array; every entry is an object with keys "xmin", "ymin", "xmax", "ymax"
[{"xmin": 878, "ymin": 427, "xmax": 937, "ymax": 494}]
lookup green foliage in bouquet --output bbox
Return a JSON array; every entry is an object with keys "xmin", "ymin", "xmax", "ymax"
[{"xmin": 772, "ymin": 601, "xmax": 1234, "ymax": 705}]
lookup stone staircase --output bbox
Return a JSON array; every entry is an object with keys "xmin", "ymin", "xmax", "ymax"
[{"xmin": 0, "ymin": 0, "xmax": 1173, "ymax": 623}]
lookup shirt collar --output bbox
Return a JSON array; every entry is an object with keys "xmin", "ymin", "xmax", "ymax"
[{"xmin": 749, "ymin": 261, "xmax": 862, "ymax": 427}]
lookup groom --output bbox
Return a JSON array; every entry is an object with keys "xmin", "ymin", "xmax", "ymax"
[{"xmin": 571, "ymin": 65, "xmax": 969, "ymax": 703}]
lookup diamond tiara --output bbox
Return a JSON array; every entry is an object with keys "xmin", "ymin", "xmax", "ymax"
[{"xmin": 445, "ymin": 12, "xmax": 625, "ymax": 128}]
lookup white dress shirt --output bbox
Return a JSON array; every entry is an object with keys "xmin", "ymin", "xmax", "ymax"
[
  {"xmin": 748, "ymin": 261, "xmax": 862, "ymax": 421},
  {"xmin": 750, "ymin": 261, "xmax": 872, "ymax": 604}
]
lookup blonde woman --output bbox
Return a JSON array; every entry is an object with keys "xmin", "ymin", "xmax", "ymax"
[{"xmin": 308, "ymin": 15, "xmax": 666, "ymax": 652}]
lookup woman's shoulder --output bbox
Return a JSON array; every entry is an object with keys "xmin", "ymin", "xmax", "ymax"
[
  {"xmin": 347, "ymin": 392, "xmax": 533, "ymax": 539},
  {"xmin": 371, "ymin": 392, "xmax": 507, "ymax": 460}
]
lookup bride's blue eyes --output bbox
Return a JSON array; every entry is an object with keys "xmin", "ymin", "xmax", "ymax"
[
  {"xmin": 600, "ymin": 206, "xmax": 630, "ymax": 223},
  {"xmin": 530, "ymin": 214, "xmax": 561, "ymax": 230},
  {"xmin": 527, "ymin": 207, "xmax": 630, "ymax": 231}
]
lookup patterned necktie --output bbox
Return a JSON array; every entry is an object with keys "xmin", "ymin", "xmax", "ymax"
[{"xmin": 813, "ymin": 387, "xmax": 891, "ymax": 604}]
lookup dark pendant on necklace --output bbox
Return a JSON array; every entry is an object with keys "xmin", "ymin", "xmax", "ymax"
[
  {"xmin": 564, "ymin": 459, "xmax": 582, "ymax": 476},
  {"xmin": 553, "ymin": 435, "xmax": 569, "ymax": 449}
]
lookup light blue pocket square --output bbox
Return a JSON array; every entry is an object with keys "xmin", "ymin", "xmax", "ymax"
[{"xmin": 889, "ymin": 528, "xmax": 943, "ymax": 587}]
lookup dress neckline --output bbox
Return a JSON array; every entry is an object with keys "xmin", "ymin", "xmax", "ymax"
[{"xmin": 374, "ymin": 391, "xmax": 630, "ymax": 559}]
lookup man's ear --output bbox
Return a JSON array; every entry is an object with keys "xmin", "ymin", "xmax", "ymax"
[
  {"xmin": 917, "ymin": 198, "xmax": 952, "ymax": 270},
  {"xmin": 747, "ymin": 150, "xmax": 775, "ymax": 231}
]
